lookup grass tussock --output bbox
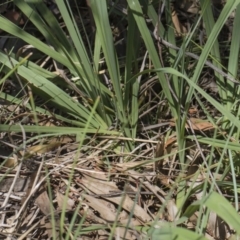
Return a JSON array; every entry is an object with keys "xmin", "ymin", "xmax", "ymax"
[{"xmin": 1, "ymin": 0, "xmax": 240, "ymax": 239}]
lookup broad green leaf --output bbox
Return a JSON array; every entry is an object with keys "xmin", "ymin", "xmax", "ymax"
[
  {"xmin": 187, "ymin": 136, "xmax": 240, "ymax": 151},
  {"xmin": 203, "ymin": 192, "xmax": 240, "ymax": 235},
  {"xmin": 148, "ymin": 223, "xmax": 208, "ymax": 240},
  {"xmin": 0, "ymin": 124, "xmax": 119, "ymax": 135},
  {"xmin": 0, "ymin": 16, "xmax": 75, "ymax": 71}
]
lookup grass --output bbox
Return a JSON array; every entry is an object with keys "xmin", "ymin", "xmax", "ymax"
[{"xmin": 1, "ymin": 0, "xmax": 240, "ymax": 239}]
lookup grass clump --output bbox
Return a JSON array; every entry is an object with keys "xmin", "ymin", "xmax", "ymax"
[{"xmin": 0, "ymin": 0, "xmax": 240, "ymax": 239}]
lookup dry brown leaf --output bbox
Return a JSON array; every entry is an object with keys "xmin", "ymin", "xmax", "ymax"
[
  {"xmin": 171, "ymin": 9, "xmax": 187, "ymax": 35},
  {"xmin": 83, "ymin": 194, "xmax": 141, "ymax": 226},
  {"xmin": 21, "ymin": 142, "xmax": 61, "ymax": 157},
  {"xmin": 115, "ymin": 227, "xmax": 136, "ymax": 240},
  {"xmin": 83, "ymin": 194, "xmax": 116, "ymax": 222},
  {"xmin": 35, "ymin": 191, "xmax": 54, "ymax": 216},
  {"xmin": 187, "ymin": 118, "xmax": 215, "ymax": 131},
  {"xmin": 188, "ymin": 107, "xmax": 198, "ymax": 114},
  {"xmin": 35, "ymin": 191, "xmax": 59, "ymax": 239},
  {"xmin": 165, "ymin": 136, "xmax": 177, "ymax": 148},
  {"xmin": 79, "ymin": 175, "xmax": 152, "ymax": 222},
  {"xmin": 3, "ymin": 154, "xmax": 18, "ymax": 168},
  {"xmin": 56, "ymin": 191, "xmax": 75, "ymax": 211},
  {"xmin": 169, "ymin": 118, "xmax": 215, "ymax": 131},
  {"xmin": 79, "ymin": 204, "xmax": 107, "ymax": 224}
]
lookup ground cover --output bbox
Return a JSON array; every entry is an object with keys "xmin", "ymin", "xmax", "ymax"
[{"xmin": 1, "ymin": 0, "xmax": 240, "ymax": 239}]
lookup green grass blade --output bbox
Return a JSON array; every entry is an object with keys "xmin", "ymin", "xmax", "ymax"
[
  {"xmin": 126, "ymin": 0, "xmax": 176, "ymax": 118},
  {"xmin": 0, "ymin": 16, "xmax": 74, "ymax": 71},
  {"xmin": 124, "ymin": 10, "xmax": 141, "ymax": 139},
  {"xmin": 14, "ymin": 0, "xmax": 78, "ymax": 60},
  {"xmin": 203, "ymin": 191, "xmax": 240, "ymax": 235},
  {"xmin": 186, "ymin": 136, "xmax": 240, "ymax": 151},
  {"xmin": 200, "ymin": 0, "xmax": 226, "ymax": 100},
  {"xmin": 186, "ymin": 0, "xmax": 240, "ymax": 105},
  {"xmin": 0, "ymin": 52, "xmax": 105, "ymax": 128},
  {"xmin": 131, "ymin": 67, "xmax": 240, "ymax": 130},
  {"xmin": 0, "ymin": 124, "xmax": 119, "ymax": 135},
  {"xmin": 148, "ymin": 223, "xmax": 208, "ymax": 240},
  {"xmin": 89, "ymin": 0, "xmax": 132, "ymax": 147}
]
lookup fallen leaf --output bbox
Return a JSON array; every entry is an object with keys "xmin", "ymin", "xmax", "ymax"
[
  {"xmin": 169, "ymin": 118, "xmax": 215, "ymax": 131},
  {"xmin": 35, "ymin": 190, "xmax": 59, "ymax": 239},
  {"xmin": 115, "ymin": 227, "xmax": 136, "ymax": 240},
  {"xmin": 3, "ymin": 154, "xmax": 18, "ymax": 168},
  {"xmin": 21, "ymin": 142, "xmax": 61, "ymax": 158},
  {"xmin": 79, "ymin": 175, "xmax": 152, "ymax": 222},
  {"xmin": 171, "ymin": 8, "xmax": 187, "ymax": 35},
  {"xmin": 35, "ymin": 191, "xmax": 54, "ymax": 216},
  {"xmin": 56, "ymin": 191, "xmax": 75, "ymax": 211},
  {"xmin": 83, "ymin": 194, "xmax": 116, "ymax": 222}
]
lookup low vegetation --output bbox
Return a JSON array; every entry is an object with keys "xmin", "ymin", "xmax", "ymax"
[{"xmin": 1, "ymin": 0, "xmax": 240, "ymax": 239}]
